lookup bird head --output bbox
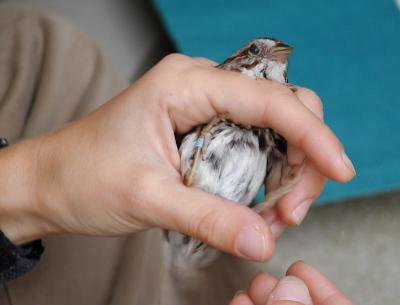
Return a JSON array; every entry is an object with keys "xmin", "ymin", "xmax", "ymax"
[{"xmin": 218, "ymin": 38, "xmax": 293, "ymax": 83}]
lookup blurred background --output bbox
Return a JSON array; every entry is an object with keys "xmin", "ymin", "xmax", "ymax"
[{"xmin": 2, "ymin": 1, "xmax": 400, "ymax": 304}]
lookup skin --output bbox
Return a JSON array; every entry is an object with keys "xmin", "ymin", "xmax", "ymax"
[
  {"xmin": 0, "ymin": 54, "xmax": 355, "ymax": 262},
  {"xmin": 229, "ymin": 261, "xmax": 355, "ymax": 305}
]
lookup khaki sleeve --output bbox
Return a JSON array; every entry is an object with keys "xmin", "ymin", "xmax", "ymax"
[{"xmin": 0, "ymin": 2, "xmax": 128, "ymax": 142}]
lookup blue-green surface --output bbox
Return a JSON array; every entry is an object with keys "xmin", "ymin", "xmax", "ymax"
[{"xmin": 153, "ymin": 0, "xmax": 400, "ymax": 204}]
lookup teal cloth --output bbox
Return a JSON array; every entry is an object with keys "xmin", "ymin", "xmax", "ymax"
[{"xmin": 153, "ymin": 0, "xmax": 400, "ymax": 204}]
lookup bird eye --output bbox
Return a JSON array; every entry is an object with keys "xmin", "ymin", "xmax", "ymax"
[{"xmin": 249, "ymin": 44, "xmax": 260, "ymax": 55}]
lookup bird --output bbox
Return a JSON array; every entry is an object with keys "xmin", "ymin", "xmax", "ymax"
[{"xmin": 164, "ymin": 38, "xmax": 302, "ymax": 278}]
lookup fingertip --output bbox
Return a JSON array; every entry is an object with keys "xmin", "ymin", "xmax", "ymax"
[
  {"xmin": 261, "ymin": 209, "xmax": 288, "ymax": 238},
  {"xmin": 301, "ymin": 137, "xmax": 345, "ymax": 183},
  {"xmin": 276, "ymin": 195, "xmax": 301, "ymax": 226},
  {"xmin": 269, "ymin": 219, "xmax": 288, "ymax": 238},
  {"xmin": 341, "ymin": 150, "xmax": 356, "ymax": 179},
  {"xmin": 277, "ymin": 198, "xmax": 313, "ymax": 226},
  {"xmin": 323, "ymin": 148, "xmax": 355, "ymax": 183},
  {"xmin": 286, "ymin": 261, "xmax": 354, "ymax": 305},
  {"xmin": 248, "ymin": 273, "xmax": 278, "ymax": 305},
  {"xmin": 276, "ymin": 162, "xmax": 325, "ymax": 225},
  {"xmin": 235, "ymin": 221, "xmax": 275, "ymax": 261},
  {"xmin": 230, "ymin": 292, "xmax": 255, "ymax": 305},
  {"xmin": 286, "ymin": 260, "xmax": 308, "ymax": 276},
  {"xmin": 166, "ymin": 185, "xmax": 275, "ymax": 261},
  {"xmin": 267, "ymin": 276, "xmax": 312, "ymax": 305}
]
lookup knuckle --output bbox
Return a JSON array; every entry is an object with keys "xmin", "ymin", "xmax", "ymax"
[
  {"xmin": 297, "ymin": 87, "xmax": 318, "ymax": 99},
  {"xmin": 192, "ymin": 57, "xmax": 217, "ymax": 66},
  {"xmin": 270, "ymin": 83, "xmax": 295, "ymax": 103},
  {"xmin": 270, "ymin": 80, "xmax": 292, "ymax": 95},
  {"xmin": 151, "ymin": 54, "xmax": 194, "ymax": 108},
  {"xmin": 297, "ymin": 88, "xmax": 324, "ymax": 117},
  {"xmin": 188, "ymin": 208, "xmax": 223, "ymax": 244},
  {"xmin": 152, "ymin": 53, "xmax": 192, "ymax": 81},
  {"xmin": 160, "ymin": 53, "xmax": 190, "ymax": 67}
]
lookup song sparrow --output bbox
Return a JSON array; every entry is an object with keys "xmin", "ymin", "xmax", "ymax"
[{"xmin": 165, "ymin": 38, "xmax": 301, "ymax": 277}]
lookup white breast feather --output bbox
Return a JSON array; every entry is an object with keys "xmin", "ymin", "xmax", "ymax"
[
  {"xmin": 266, "ymin": 61, "xmax": 287, "ymax": 83},
  {"xmin": 165, "ymin": 126, "xmax": 270, "ymax": 276}
]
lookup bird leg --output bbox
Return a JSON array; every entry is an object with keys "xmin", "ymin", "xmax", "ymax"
[{"xmin": 183, "ymin": 116, "xmax": 223, "ymax": 186}]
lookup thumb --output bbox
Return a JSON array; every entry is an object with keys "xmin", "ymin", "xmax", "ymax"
[
  {"xmin": 157, "ymin": 182, "xmax": 275, "ymax": 261},
  {"xmin": 266, "ymin": 276, "xmax": 313, "ymax": 305}
]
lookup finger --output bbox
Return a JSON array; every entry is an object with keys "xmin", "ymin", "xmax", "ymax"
[
  {"xmin": 153, "ymin": 178, "xmax": 275, "ymax": 261},
  {"xmin": 207, "ymin": 71, "xmax": 355, "ymax": 183},
  {"xmin": 276, "ymin": 161, "xmax": 326, "ymax": 225},
  {"xmin": 287, "ymin": 261, "xmax": 354, "ymax": 305},
  {"xmin": 192, "ymin": 57, "xmax": 218, "ymax": 66},
  {"xmin": 177, "ymin": 65, "xmax": 355, "ymax": 182},
  {"xmin": 155, "ymin": 55, "xmax": 354, "ymax": 182},
  {"xmin": 277, "ymin": 88, "xmax": 326, "ymax": 225},
  {"xmin": 266, "ymin": 276, "xmax": 313, "ymax": 305},
  {"xmin": 295, "ymin": 87, "xmax": 324, "ymax": 120},
  {"xmin": 287, "ymin": 144, "xmax": 306, "ymax": 167},
  {"xmin": 230, "ymin": 292, "xmax": 255, "ymax": 305},
  {"xmin": 287, "ymin": 87, "xmax": 324, "ymax": 166},
  {"xmin": 248, "ymin": 273, "xmax": 278, "ymax": 305},
  {"xmin": 262, "ymin": 209, "xmax": 288, "ymax": 238}
]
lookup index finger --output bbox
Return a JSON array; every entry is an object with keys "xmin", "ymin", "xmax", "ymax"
[
  {"xmin": 203, "ymin": 68, "xmax": 355, "ymax": 182},
  {"xmin": 154, "ymin": 55, "xmax": 355, "ymax": 182},
  {"xmin": 287, "ymin": 261, "xmax": 354, "ymax": 305}
]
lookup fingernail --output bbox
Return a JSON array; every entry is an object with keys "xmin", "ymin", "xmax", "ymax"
[
  {"xmin": 267, "ymin": 276, "xmax": 312, "ymax": 305},
  {"xmin": 291, "ymin": 199, "xmax": 313, "ymax": 225},
  {"xmin": 341, "ymin": 150, "xmax": 356, "ymax": 176},
  {"xmin": 235, "ymin": 226, "xmax": 266, "ymax": 260},
  {"xmin": 270, "ymin": 219, "xmax": 287, "ymax": 237},
  {"xmin": 234, "ymin": 290, "xmax": 246, "ymax": 298}
]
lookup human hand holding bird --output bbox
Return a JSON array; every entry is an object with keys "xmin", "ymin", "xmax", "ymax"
[
  {"xmin": 0, "ymin": 43, "xmax": 354, "ymax": 270},
  {"xmin": 165, "ymin": 38, "xmax": 343, "ymax": 274}
]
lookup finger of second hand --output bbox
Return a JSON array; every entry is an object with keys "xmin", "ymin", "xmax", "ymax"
[
  {"xmin": 229, "ymin": 292, "xmax": 255, "ymax": 305},
  {"xmin": 277, "ymin": 161, "xmax": 326, "ymax": 225},
  {"xmin": 248, "ymin": 273, "xmax": 279, "ymax": 305},
  {"xmin": 262, "ymin": 209, "xmax": 288, "ymax": 238},
  {"xmin": 287, "ymin": 261, "xmax": 354, "ymax": 305}
]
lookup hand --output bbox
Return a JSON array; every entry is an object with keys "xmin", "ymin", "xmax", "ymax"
[
  {"xmin": 230, "ymin": 261, "xmax": 354, "ymax": 305},
  {"xmin": 262, "ymin": 87, "xmax": 328, "ymax": 237},
  {"xmin": 0, "ymin": 54, "xmax": 355, "ymax": 262}
]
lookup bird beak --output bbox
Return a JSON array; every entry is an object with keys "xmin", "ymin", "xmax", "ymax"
[{"xmin": 270, "ymin": 42, "xmax": 293, "ymax": 60}]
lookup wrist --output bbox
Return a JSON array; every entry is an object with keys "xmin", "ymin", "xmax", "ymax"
[{"xmin": 0, "ymin": 137, "xmax": 56, "ymax": 245}]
